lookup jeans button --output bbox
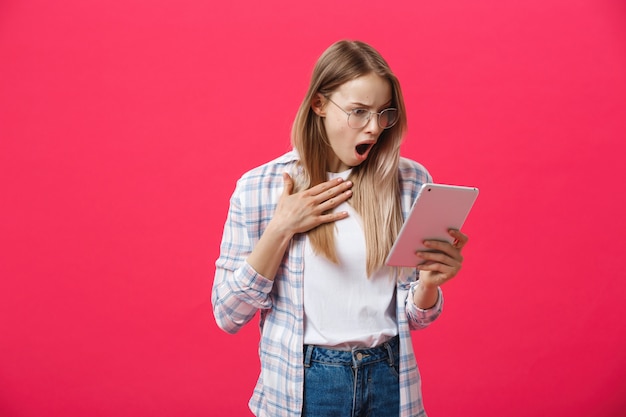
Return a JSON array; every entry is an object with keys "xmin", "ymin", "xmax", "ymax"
[{"xmin": 356, "ymin": 352, "xmax": 363, "ymax": 360}]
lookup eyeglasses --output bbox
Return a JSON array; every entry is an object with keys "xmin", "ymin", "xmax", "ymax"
[{"xmin": 326, "ymin": 97, "xmax": 399, "ymax": 129}]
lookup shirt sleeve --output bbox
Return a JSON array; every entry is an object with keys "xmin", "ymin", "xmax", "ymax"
[
  {"xmin": 211, "ymin": 180, "xmax": 274, "ymax": 334},
  {"xmin": 405, "ymin": 279, "xmax": 444, "ymax": 330}
]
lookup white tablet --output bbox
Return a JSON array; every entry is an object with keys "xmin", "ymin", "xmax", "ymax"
[{"xmin": 385, "ymin": 183, "xmax": 479, "ymax": 267}]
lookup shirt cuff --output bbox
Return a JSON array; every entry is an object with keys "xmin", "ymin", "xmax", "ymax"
[
  {"xmin": 241, "ymin": 260, "xmax": 274, "ymax": 294},
  {"xmin": 406, "ymin": 283, "xmax": 444, "ymax": 322}
]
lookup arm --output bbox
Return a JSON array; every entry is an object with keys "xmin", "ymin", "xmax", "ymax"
[
  {"xmin": 403, "ymin": 229, "xmax": 469, "ymax": 330},
  {"xmin": 405, "ymin": 281, "xmax": 444, "ymax": 330},
  {"xmin": 211, "ymin": 180, "xmax": 275, "ymax": 334},
  {"xmin": 212, "ymin": 172, "xmax": 354, "ymax": 334},
  {"xmin": 412, "ymin": 281, "xmax": 441, "ymax": 310}
]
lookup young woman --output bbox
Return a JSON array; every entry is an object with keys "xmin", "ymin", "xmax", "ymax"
[{"xmin": 212, "ymin": 40, "xmax": 468, "ymax": 417}]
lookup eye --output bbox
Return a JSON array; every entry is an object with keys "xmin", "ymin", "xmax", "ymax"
[{"xmin": 352, "ymin": 108, "xmax": 369, "ymax": 118}]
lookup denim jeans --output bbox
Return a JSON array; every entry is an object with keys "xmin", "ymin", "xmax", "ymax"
[{"xmin": 302, "ymin": 336, "xmax": 400, "ymax": 417}]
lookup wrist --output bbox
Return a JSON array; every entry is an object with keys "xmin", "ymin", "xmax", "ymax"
[
  {"xmin": 413, "ymin": 281, "xmax": 439, "ymax": 309},
  {"xmin": 417, "ymin": 279, "xmax": 438, "ymax": 292},
  {"xmin": 265, "ymin": 219, "xmax": 295, "ymax": 245}
]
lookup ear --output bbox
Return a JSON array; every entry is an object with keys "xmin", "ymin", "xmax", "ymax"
[{"xmin": 311, "ymin": 93, "xmax": 327, "ymax": 117}]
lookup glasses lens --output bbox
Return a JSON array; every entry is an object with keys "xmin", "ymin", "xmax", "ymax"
[
  {"xmin": 348, "ymin": 109, "xmax": 370, "ymax": 129},
  {"xmin": 379, "ymin": 109, "xmax": 398, "ymax": 129},
  {"xmin": 347, "ymin": 108, "xmax": 399, "ymax": 129}
]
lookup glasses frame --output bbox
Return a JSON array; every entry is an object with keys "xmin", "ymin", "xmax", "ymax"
[{"xmin": 325, "ymin": 97, "xmax": 398, "ymax": 130}]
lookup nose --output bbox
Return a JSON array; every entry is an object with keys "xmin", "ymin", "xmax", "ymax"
[{"xmin": 364, "ymin": 113, "xmax": 382, "ymax": 134}]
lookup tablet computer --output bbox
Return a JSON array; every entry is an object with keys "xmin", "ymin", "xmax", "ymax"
[{"xmin": 385, "ymin": 183, "xmax": 479, "ymax": 267}]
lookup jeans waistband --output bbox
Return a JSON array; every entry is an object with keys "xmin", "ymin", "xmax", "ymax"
[{"xmin": 303, "ymin": 335, "xmax": 399, "ymax": 368}]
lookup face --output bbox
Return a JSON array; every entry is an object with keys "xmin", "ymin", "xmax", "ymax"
[{"xmin": 314, "ymin": 73, "xmax": 393, "ymax": 173}]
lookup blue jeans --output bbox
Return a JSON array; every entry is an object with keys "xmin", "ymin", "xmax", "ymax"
[{"xmin": 302, "ymin": 336, "xmax": 400, "ymax": 417}]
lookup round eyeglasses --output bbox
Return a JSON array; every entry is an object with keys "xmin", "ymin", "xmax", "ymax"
[{"xmin": 326, "ymin": 97, "xmax": 399, "ymax": 129}]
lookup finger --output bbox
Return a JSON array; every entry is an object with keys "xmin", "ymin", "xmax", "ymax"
[
  {"xmin": 417, "ymin": 249, "xmax": 463, "ymax": 267},
  {"xmin": 307, "ymin": 185, "xmax": 353, "ymax": 210},
  {"xmin": 416, "ymin": 253, "xmax": 462, "ymax": 277},
  {"xmin": 416, "ymin": 261, "xmax": 461, "ymax": 281},
  {"xmin": 308, "ymin": 177, "xmax": 344, "ymax": 194},
  {"xmin": 318, "ymin": 209, "xmax": 350, "ymax": 224},
  {"xmin": 309, "ymin": 178, "xmax": 353, "ymax": 200},
  {"xmin": 282, "ymin": 172, "xmax": 294, "ymax": 196},
  {"xmin": 448, "ymin": 229, "xmax": 468, "ymax": 249},
  {"xmin": 422, "ymin": 240, "xmax": 463, "ymax": 261},
  {"xmin": 316, "ymin": 188, "xmax": 353, "ymax": 213}
]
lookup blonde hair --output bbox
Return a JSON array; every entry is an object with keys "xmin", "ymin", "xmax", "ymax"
[{"xmin": 291, "ymin": 40, "xmax": 408, "ymax": 276}]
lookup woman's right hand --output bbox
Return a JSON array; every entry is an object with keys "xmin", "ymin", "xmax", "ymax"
[
  {"xmin": 273, "ymin": 172, "xmax": 353, "ymax": 236},
  {"xmin": 246, "ymin": 173, "xmax": 353, "ymax": 281}
]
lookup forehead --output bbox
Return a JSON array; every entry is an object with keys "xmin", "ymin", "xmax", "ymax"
[{"xmin": 333, "ymin": 73, "xmax": 392, "ymax": 105}]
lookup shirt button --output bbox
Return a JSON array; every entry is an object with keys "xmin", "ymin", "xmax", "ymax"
[{"xmin": 356, "ymin": 352, "xmax": 363, "ymax": 360}]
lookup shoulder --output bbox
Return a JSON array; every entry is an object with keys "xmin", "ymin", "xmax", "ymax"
[
  {"xmin": 398, "ymin": 157, "xmax": 432, "ymax": 186},
  {"xmin": 236, "ymin": 150, "xmax": 299, "ymax": 190},
  {"xmin": 397, "ymin": 157, "xmax": 433, "ymax": 214}
]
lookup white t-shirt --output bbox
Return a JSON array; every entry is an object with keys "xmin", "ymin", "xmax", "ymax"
[{"xmin": 303, "ymin": 170, "xmax": 398, "ymax": 349}]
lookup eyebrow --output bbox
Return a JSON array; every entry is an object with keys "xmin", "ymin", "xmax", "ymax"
[{"xmin": 349, "ymin": 100, "xmax": 394, "ymax": 110}]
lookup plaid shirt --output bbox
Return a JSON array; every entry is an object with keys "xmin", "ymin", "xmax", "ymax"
[{"xmin": 212, "ymin": 151, "xmax": 443, "ymax": 417}]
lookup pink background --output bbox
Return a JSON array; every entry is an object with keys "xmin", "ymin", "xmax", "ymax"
[{"xmin": 1, "ymin": 0, "xmax": 625, "ymax": 416}]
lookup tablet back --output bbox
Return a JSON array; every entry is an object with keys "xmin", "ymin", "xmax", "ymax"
[{"xmin": 385, "ymin": 183, "xmax": 479, "ymax": 267}]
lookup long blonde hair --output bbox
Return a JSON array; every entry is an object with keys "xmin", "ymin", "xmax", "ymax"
[{"xmin": 291, "ymin": 40, "xmax": 408, "ymax": 277}]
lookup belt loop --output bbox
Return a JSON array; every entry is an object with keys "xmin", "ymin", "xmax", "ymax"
[
  {"xmin": 303, "ymin": 345, "xmax": 314, "ymax": 368},
  {"xmin": 384, "ymin": 342, "xmax": 394, "ymax": 366}
]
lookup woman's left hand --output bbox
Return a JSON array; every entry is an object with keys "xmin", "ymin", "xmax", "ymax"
[{"xmin": 415, "ymin": 229, "xmax": 468, "ymax": 288}]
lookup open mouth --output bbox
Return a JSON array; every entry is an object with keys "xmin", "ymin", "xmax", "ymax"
[{"xmin": 356, "ymin": 143, "xmax": 372, "ymax": 156}]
